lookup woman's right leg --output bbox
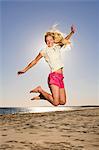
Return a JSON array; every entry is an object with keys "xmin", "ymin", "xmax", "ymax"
[
  {"xmin": 30, "ymin": 85, "xmax": 60, "ymax": 106},
  {"xmin": 48, "ymin": 84, "xmax": 60, "ymax": 106}
]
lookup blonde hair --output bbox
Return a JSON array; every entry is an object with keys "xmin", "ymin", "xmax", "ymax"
[{"xmin": 45, "ymin": 31, "xmax": 71, "ymax": 47}]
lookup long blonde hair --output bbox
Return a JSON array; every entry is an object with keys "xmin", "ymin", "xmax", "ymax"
[{"xmin": 45, "ymin": 24, "xmax": 71, "ymax": 47}]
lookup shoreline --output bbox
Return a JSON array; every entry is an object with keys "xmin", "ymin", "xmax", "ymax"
[
  {"xmin": 0, "ymin": 106, "xmax": 99, "ymax": 115},
  {"xmin": 0, "ymin": 107, "xmax": 99, "ymax": 150}
]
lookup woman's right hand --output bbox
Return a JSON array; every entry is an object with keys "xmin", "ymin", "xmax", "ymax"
[{"xmin": 17, "ymin": 70, "xmax": 26, "ymax": 75}]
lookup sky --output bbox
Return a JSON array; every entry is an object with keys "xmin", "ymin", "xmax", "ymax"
[{"xmin": 0, "ymin": 0, "xmax": 99, "ymax": 107}]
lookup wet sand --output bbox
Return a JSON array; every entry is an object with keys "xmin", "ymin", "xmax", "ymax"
[{"xmin": 0, "ymin": 108, "xmax": 99, "ymax": 150}]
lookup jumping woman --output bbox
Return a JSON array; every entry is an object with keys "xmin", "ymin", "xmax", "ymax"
[{"xmin": 18, "ymin": 25, "xmax": 76, "ymax": 106}]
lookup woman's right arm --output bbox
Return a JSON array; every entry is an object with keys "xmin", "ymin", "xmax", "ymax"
[{"xmin": 17, "ymin": 52, "xmax": 43, "ymax": 75}]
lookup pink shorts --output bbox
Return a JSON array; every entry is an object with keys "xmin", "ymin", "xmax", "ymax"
[{"xmin": 48, "ymin": 72, "xmax": 64, "ymax": 88}]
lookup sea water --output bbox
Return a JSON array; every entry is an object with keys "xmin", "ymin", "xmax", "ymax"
[{"xmin": 0, "ymin": 106, "xmax": 98, "ymax": 115}]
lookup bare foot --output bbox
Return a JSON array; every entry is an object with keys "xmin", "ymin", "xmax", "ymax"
[
  {"xmin": 31, "ymin": 95, "xmax": 40, "ymax": 100},
  {"xmin": 31, "ymin": 93, "xmax": 46, "ymax": 100},
  {"xmin": 30, "ymin": 86, "xmax": 42, "ymax": 93}
]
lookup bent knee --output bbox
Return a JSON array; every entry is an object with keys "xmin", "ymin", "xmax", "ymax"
[
  {"xmin": 59, "ymin": 99, "xmax": 66, "ymax": 105},
  {"xmin": 53, "ymin": 100, "xmax": 60, "ymax": 106}
]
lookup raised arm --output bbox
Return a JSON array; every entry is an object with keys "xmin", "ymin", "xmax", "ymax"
[
  {"xmin": 65, "ymin": 25, "xmax": 76, "ymax": 40},
  {"xmin": 17, "ymin": 52, "xmax": 43, "ymax": 75}
]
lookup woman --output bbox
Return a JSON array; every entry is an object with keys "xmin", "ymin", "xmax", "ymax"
[{"xmin": 18, "ymin": 25, "xmax": 76, "ymax": 106}]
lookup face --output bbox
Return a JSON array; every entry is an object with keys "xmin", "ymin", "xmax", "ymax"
[{"xmin": 46, "ymin": 35, "xmax": 54, "ymax": 47}]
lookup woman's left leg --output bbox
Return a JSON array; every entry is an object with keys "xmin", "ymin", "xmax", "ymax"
[
  {"xmin": 30, "ymin": 85, "xmax": 60, "ymax": 106},
  {"xmin": 31, "ymin": 93, "xmax": 46, "ymax": 100},
  {"xmin": 59, "ymin": 88, "xmax": 66, "ymax": 105},
  {"xmin": 30, "ymin": 86, "xmax": 66, "ymax": 105}
]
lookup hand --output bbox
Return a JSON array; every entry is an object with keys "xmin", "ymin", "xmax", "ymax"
[
  {"xmin": 71, "ymin": 25, "xmax": 76, "ymax": 33},
  {"xmin": 17, "ymin": 70, "xmax": 26, "ymax": 75}
]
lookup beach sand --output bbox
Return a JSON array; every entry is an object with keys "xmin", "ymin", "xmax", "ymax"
[{"xmin": 0, "ymin": 108, "xmax": 99, "ymax": 150}]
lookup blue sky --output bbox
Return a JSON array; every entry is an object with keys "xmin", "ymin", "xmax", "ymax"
[{"xmin": 1, "ymin": 0, "xmax": 99, "ymax": 106}]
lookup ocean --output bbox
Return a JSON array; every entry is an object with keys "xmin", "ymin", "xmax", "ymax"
[{"xmin": 0, "ymin": 106, "xmax": 98, "ymax": 115}]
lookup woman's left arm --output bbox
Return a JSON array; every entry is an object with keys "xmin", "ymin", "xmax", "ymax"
[{"xmin": 65, "ymin": 25, "xmax": 76, "ymax": 40}]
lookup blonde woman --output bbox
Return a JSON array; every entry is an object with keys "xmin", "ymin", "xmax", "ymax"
[{"xmin": 18, "ymin": 25, "xmax": 76, "ymax": 106}]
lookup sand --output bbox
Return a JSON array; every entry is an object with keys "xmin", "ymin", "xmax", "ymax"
[{"xmin": 0, "ymin": 108, "xmax": 99, "ymax": 150}]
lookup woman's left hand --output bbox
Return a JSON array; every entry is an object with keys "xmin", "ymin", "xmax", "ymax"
[{"xmin": 71, "ymin": 25, "xmax": 76, "ymax": 33}]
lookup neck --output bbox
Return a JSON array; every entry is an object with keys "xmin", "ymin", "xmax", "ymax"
[{"xmin": 47, "ymin": 44, "xmax": 55, "ymax": 48}]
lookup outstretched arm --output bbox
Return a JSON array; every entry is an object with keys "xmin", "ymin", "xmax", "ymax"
[
  {"xmin": 65, "ymin": 25, "xmax": 76, "ymax": 40},
  {"xmin": 17, "ymin": 53, "xmax": 43, "ymax": 75}
]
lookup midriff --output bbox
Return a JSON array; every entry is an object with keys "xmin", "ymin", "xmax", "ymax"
[{"xmin": 54, "ymin": 67, "xmax": 63, "ymax": 74}]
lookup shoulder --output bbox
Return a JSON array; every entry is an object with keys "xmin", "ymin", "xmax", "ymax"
[
  {"xmin": 54, "ymin": 44, "xmax": 61, "ymax": 50},
  {"xmin": 39, "ymin": 47, "xmax": 47, "ymax": 56}
]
